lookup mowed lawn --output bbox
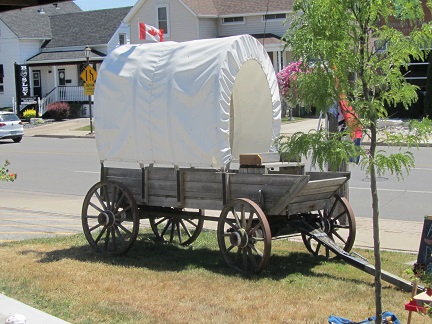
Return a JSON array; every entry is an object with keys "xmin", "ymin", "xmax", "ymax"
[{"xmin": 0, "ymin": 230, "xmax": 428, "ymax": 324}]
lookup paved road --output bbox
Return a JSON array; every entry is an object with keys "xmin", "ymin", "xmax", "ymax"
[{"xmin": 1, "ymin": 120, "xmax": 431, "ymax": 252}]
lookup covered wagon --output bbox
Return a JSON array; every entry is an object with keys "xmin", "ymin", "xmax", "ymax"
[{"xmin": 81, "ymin": 35, "xmax": 358, "ymax": 276}]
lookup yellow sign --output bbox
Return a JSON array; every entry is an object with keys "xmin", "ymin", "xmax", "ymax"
[
  {"xmin": 80, "ymin": 65, "xmax": 97, "ymax": 83},
  {"xmin": 84, "ymin": 82, "xmax": 95, "ymax": 96}
]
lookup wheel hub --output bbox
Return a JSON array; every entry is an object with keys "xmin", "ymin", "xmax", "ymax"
[
  {"xmin": 229, "ymin": 228, "xmax": 248, "ymax": 248},
  {"xmin": 98, "ymin": 210, "xmax": 116, "ymax": 227}
]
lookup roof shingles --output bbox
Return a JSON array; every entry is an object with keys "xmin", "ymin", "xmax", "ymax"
[
  {"xmin": 182, "ymin": 0, "xmax": 293, "ymax": 16},
  {"xmin": 45, "ymin": 7, "xmax": 131, "ymax": 48},
  {"xmin": 0, "ymin": 2, "xmax": 81, "ymax": 38}
]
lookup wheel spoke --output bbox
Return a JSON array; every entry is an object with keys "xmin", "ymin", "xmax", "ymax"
[
  {"xmin": 249, "ymin": 242, "xmax": 263, "ymax": 257},
  {"xmin": 103, "ymin": 188, "xmax": 111, "ymax": 212},
  {"xmin": 334, "ymin": 224, "xmax": 350, "ymax": 230},
  {"xmin": 114, "ymin": 224, "xmax": 125, "ymax": 243},
  {"xmin": 154, "ymin": 217, "xmax": 168, "ymax": 226},
  {"xmin": 246, "ymin": 210, "xmax": 254, "ymax": 231},
  {"xmin": 332, "ymin": 230, "xmax": 347, "ymax": 244},
  {"xmin": 169, "ymin": 221, "xmax": 176, "ymax": 243},
  {"xmin": 161, "ymin": 219, "xmax": 172, "ymax": 236},
  {"xmin": 104, "ymin": 229, "xmax": 111, "ymax": 251},
  {"xmin": 250, "ymin": 222, "xmax": 261, "ymax": 234},
  {"xmin": 241, "ymin": 205, "xmax": 246, "ymax": 228},
  {"xmin": 89, "ymin": 201, "xmax": 104, "ymax": 214},
  {"xmin": 117, "ymin": 222, "xmax": 133, "ymax": 236},
  {"xmin": 84, "ymin": 214, "xmax": 99, "ymax": 219},
  {"xmin": 179, "ymin": 219, "xmax": 193, "ymax": 239},
  {"xmin": 115, "ymin": 205, "xmax": 131, "ymax": 218},
  {"xmin": 94, "ymin": 227, "xmax": 107, "ymax": 244},
  {"xmin": 247, "ymin": 247, "xmax": 258, "ymax": 268},
  {"xmin": 94, "ymin": 190, "xmax": 107, "ymax": 210},
  {"xmin": 332, "ymin": 210, "xmax": 347, "ymax": 222},
  {"xmin": 226, "ymin": 244, "xmax": 235, "ymax": 253},
  {"xmin": 231, "ymin": 207, "xmax": 241, "ymax": 228},
  {"xmin": 111, "ymin": 227, "xmax": 117, "ymax": 251},
  {"xmin": 89, "ymin": 223, "xmax": 102, "ymax": 232},
  {"xmin": 183, "ymin": 218, "xmax": 198, "ymax": 228},
  {"xmin": 113, "ymin": 192, "xmax": 126, "ymax": 214},
  {"xmin": 110, "ymin": 186, "xmax": 118, "ymax": 210}
]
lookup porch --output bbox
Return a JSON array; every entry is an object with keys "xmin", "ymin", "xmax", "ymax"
[{"xmin": 32, "ymin": 85, "xmax": 93, "ymax": 117}]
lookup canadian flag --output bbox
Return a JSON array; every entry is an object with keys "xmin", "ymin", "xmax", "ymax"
[{"xmin": 139, "ymin": 22, "xmax": 164, "ymax": 42}]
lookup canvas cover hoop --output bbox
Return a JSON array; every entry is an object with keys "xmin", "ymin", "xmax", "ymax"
[{"xmin": 94, "ymin": 34, "xmax": 281, "ymax": 168}]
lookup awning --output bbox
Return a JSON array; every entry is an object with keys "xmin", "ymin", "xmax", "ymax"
[
  {"xmin": 26, "ymin": 50, "xmax": 105, "ymax": 66},
  {"xmin": 250, "ymin": 33, "xmax": 284, "ymax": 46}
]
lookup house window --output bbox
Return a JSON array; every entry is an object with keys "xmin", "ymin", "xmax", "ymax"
[
  {"xmin": 263, "ymin": 13, "xmax": 286, "ymax": 21},
  {"xmin": 119, "ymin": 33, "xmax": 126, "ymax": 45},
  {"xmin": 0, "ymin": 65, "xmax": 3, "ymax": 93},
  {"xmin": 222, "ymin": 16, "xmax": 245, "ymax": 24},
  {"xmin": 157, "ymin": 5, "xmax": 169, "ymax": 35}
]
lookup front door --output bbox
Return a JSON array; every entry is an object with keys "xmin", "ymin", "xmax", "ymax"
[
  {"xmin": 58, "ymin": 69, "xmax": 66, "ymax": 100},
  {"xmin": 33, "ymin": 70, "xmax": 42, "ymax": 98}
]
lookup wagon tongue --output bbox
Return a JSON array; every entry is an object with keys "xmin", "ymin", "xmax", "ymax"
[{"xmin": 299, "ymin": 221, "xmax": 422, "ymax": 293}]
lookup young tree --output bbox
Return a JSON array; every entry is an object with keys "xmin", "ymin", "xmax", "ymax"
[{"xmin": 281, "ymin": 0, "xmax": 432, "ymax": 322}]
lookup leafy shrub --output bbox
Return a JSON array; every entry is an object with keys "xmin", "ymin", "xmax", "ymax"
[
  {"xmin": 45, "ymin": 101, "xmax": 70, "ymax": 121},
  {"xmin": 23, "ymin": 108, "xmax": 37, "ymax": 119},
  {"xmin": 68, "ymin": 102, "xmax": 82, "ymax": 118}
]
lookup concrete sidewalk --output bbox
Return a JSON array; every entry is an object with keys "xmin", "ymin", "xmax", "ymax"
[{"xmin": 2, "ymin": 116, "xmax": 423, "ymax": 323}]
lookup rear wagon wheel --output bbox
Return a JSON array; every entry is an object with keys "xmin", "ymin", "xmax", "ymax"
[
  {"xmin": 82, "ymin": 181, "xmax": 139, "ymax": 255},
  {"xmin": 301, "ymin": 194, "xmax": 356, "ymax": 258}
]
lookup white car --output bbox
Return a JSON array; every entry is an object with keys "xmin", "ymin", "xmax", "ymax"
[{"xmin": 0, "ymin": 111, "xmax": 24, "ymax": 143}]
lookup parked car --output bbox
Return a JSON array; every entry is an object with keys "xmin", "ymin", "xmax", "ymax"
[{"xmin": 0, "ymin": 111, "xmax": 24, "ymax": 143}]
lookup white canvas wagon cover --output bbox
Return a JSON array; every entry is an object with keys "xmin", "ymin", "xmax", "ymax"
[{"xmin": 94, "ymin": 34, "xmax": 281, "ymax": 168}]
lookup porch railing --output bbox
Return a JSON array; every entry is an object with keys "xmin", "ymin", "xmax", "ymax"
[{"xmin": 38, "ymin": 86, "xmax": 89, "ymax": 116}]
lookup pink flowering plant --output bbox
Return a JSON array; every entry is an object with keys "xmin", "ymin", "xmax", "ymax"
[
  {"xmin": 276, "ymin": 60, "xmax": 303, "ymax": 105},
  {"xmin": 1, "ymin": 160, "xmax": 17, "ymax": 182}
]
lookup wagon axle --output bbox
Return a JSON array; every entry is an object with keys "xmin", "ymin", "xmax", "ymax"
[
  {"xmin": 227, "ymin": 227, "xmax": 249, "ymax": 248},
  {"xmin": 97, "ymin": 211, "xmax": 116, "ymax": 227}
]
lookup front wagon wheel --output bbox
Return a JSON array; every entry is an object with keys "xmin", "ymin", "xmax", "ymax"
[
  {"xmin": 217, "ymin": 198, "xmax": 272, "ymax": 274},
  {"xmin": 82, "ymin": 181, "xmax": 139, "ymax": 255}
]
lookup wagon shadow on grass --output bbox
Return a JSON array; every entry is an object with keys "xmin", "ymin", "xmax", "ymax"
[{"xmin": 27, "ymin": 231, "xmax": 375, "ymax": 287}]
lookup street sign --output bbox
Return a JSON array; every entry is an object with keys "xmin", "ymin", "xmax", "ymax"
[
  {"xmin": 84, "ymin": 82, "xmax": 95, "ymax": 96},
  {"xmin": 80, "ymin": 65, "xmax": 97, "ymax": 83}
]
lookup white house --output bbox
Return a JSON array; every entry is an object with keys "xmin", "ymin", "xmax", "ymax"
[{"xmin": 0, "ymin": 2, "xmax": 131, "ymax": 114}]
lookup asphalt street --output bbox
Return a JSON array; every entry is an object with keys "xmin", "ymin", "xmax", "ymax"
[{"xmin": 0, "ymin": 118, "xmax": 430, "ymax": 253}]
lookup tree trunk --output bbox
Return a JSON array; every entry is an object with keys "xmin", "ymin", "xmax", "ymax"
[{"xmin": 370, "ymin": 123, "xmax": 382, "ymax": 323}]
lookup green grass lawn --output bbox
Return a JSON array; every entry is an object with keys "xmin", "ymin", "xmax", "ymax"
[{"xmin": 0, "ymin": 229, "xmax": 428, "ymax": 323}]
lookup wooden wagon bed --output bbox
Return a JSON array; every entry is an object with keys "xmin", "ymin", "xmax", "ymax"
[{"xmin": 101, "ymin": 165, "xmax": 349, "ymax": 217}]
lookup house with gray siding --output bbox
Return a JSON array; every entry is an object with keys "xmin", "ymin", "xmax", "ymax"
[{"xmin": 124, "ymin": 0, "xmax": 294, "ymax": 73}]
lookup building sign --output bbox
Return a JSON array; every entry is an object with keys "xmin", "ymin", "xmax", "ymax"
[{"xmin": 14, "ymin": 63, "xmax": 33, "ymax": 105}]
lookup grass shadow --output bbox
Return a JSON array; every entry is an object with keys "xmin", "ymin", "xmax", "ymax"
[{"xmin": 17, "ymin": 231, "xmax": 381, "ymax": 287}]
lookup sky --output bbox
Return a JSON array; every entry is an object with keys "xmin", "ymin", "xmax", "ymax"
[{"xmin": 73, "ymin": 0, "xmax": 138, "ymax": 11}]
